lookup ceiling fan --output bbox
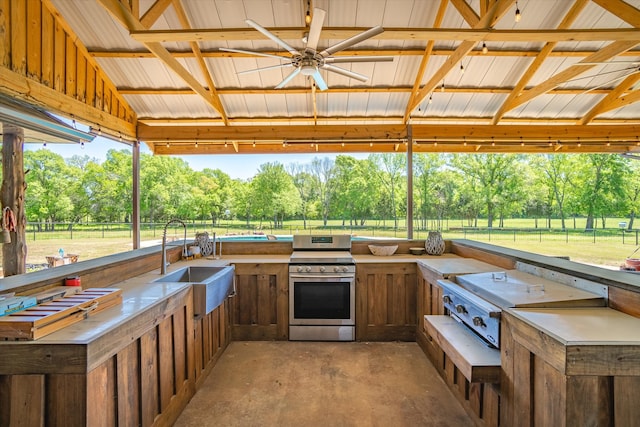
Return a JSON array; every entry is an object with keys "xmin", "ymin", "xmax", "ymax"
[{"xmin": 220, "ymin": 8, "xmax": 393, "ymax": 90}]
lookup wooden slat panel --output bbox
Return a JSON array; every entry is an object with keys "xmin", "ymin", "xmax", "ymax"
[
  {"xmin": 0, "ymin": 0, "xmax": 11, "ymax": 67},
  {"xmin": 158, "ymin": 316, "xmax": 175, "ymax": 411},
  {"xmin": 614, "ymin": 376, "xmax": 640, "ymax": 425},
  {"xmin": 87, "ymin": 358, "xmax": 116, "ymax": 427},
  {"xmin": 41, "ymin": 6, "xmax": 54, "ymax": 87},
  {"xmin": 275, "ymin": 264, "xmax": 289, "ymax": 340},
  {"xmin": 566, "ymin": 376, "xmax": 611, "ymax": 426},
  {"xmin": 53, "ymin": 19, "xmax": 64, "ymax": 92},
  {"xmin": 86, "ymin": 62, "xmax": 96, "ymax": 108},
  {"xmin": 257, "ymin": 274, "xmax": 271, "ymax": 326},
  {"xmin": 0, "ymin": 374, "xmax": 44, "ymax": 427},
  {"xmin": 26, "ymin": 0, "xmax": 41, "ymax": 80},
  {"xmin": 390, "ymin": 273, "xmax": 405, "ymax": 324},
  {"xmin": 513, "ymin": 342, "xmax": 532, "ymax": 427},
  {"xmin": 534, "ymin": 356, "xmax": 566, "ymax": 426},
  {"xmin": 500, "ymin": 319, "xmax": 515, "ymax": 427},
  {"xmin": 10, "ymin": 0, "xmax": 25, "ymax": 74},
  {"xmin": 76, "ymin": 53, "xmax": 86, "ymax": 102},
  {"xmin": 94, "ymin": 71, "xmax": 103, "ymax": 110},
  {"xmin": 370, "ymin": 273, "xmax": 387, "ymax": 325},
  {"xmin": 46, "ymin": 374, "xmax": 85, "ymax": 426},
  {"xmin": 483, "ymin": 384, "xmax": 500, "ymax": 427},
  {"xmin": 608, "ymin": 286, "xmax": 640, "ymax": 318},
  {"xmin": 140, "ymin": 327, "xmax": 159, "ymax": 427},
  {"xmin": 406, "ymin": 272, "xmax": 417, "ymax": 324},
  {"xmin": 65, "ymin": 36, "xmax": 78, "ymax": 98},
  {"xmin": 468, "ymin": 382, "xmax": 482, "ymax": 419},
  {"xmin": 116, "ymin": 341, "xmax": 140, "ymax": 427},
  {"xmin": 193, "ymin": 318, "xmax": 203, "ymax": 378},
  {"xmin": 173, "ymin": 306, "xmax": 186, "ymax": 388}
]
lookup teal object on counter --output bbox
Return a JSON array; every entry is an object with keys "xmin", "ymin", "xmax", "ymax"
[{"xmin": 0, "ymin": 295, "xmax": 37, "ymax": 316}]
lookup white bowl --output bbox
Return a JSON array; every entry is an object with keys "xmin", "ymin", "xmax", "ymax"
[{"xmin": 368, "ymin": 244, "xmax": 398, "ymax": 256}]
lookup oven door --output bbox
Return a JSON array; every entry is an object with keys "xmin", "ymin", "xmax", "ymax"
[{"xmin": 289, "ymin": 273, "xmax": 355, "ymax": 326}]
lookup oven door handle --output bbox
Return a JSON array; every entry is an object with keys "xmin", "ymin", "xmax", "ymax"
[{"xmin": 289, "ymin": 274, "xmax": 355, "ymax": 280}]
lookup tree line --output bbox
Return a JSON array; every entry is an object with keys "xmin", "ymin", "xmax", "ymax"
[{"xmin": 22, "ymin": 149, "xmax": 640, "ymax": 231}]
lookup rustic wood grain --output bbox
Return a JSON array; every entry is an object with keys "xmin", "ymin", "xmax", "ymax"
[
  {"xmin": 159, "ymin": 316, "xmax": 175, "ymax": 411},
  {"xmin": 174, "ymin": 306, "xmax": 187, "ymax": 388},
  {"xmin": 87, "ymin": 358, "xmax": 116, "ymax": 427},
  {"xmin": 608, "ymin": 286, "xmax": 640, "ymax": 318},
  {"xmin": 450, "ymin": 243, "xmax": 516, "ymax": 269},
  {"xmin": 614, "ymin": 376, "xmax": 640, "ymax": 425},
  {"xmin": 0, "ymin": 374, "xmax": 44, "ymax": 427},
  {"xmin": 483, "ymin": 384, "xmax": 500, "ymax": 427},
  {"xmin": 140, "ymin": 327, "xmax": 159, "ymax": 426},
  {"xmin": 116, "ymin": 342, "xmax": 141, "ymax": 427},
  {"xmin": 513, "ymin": 342, "xmax": 532, "ymax": 427},
  {"xmin": 46, "ymin": 374, "xmax": 85, "ymax": 426}
]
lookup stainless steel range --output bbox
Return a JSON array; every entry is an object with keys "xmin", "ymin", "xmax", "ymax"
[{"xmin": 289, "ymin": 235, "xmax": 355, "ymax": 341}]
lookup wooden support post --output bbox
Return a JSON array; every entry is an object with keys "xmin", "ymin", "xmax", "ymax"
[
  {"xmin": 1, "ymin": 125, "xmax": 27, "ymax": 276},
  {"xmin": 407, "ymin": 124, "xmax": 414, "ymax": 239},
  {"xmin": 132, "ymin": 139, "xmax": 140, "ymax": 249}
]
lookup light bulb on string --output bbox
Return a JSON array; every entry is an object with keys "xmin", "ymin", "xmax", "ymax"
[
  {"xmin": 440, "ymin": 81, "xmax": 445, "ymax": 92},
  {"xmin": 305, "ymin": 1, "xmax": 311, "ymax": 25},
  {"xmin": 482, "ymin": 42, "xmax": 488, "ymax": 54},
  {"xmin": 515, "ymin": 2, "xmax": 521, "ymax": 22}
]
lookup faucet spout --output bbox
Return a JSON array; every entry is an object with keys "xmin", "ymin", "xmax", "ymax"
[{"xmin": 161, "ymin": 219, "xmax": 187, "ymax": 274}]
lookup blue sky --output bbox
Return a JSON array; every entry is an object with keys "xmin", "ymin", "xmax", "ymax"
[{"xmin": 24, "ymin": 136, "xmax": 365, "ymax": 180}]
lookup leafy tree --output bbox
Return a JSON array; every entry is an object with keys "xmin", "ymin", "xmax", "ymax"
[
  {"xmin": 308, "ymin": 157, "xmax": 335, "ymax": 226},
  {"xmin": 413, "ymin": 153, "xmax": 445, "ymax": 229},
  {"xmin": 369, "ymin": 153, "xmax": 406, "ymax": 229},
  {"xmin": 330, "ymin": 156, "xmax": 378, "ymax": 226},
  {"xmin": 250, "ymin": 162, "xmax": 301, "ymax": 229},
  {"xmin": 531, "ymin": 155, "xmax": 576, "ymax": 229},
  {"xmin": 623, "ymin": 159, "xmax": 640, "ymax": 229},
  {"xmin": 288, "ymin": 163, "xmax": 320, "ymax": 229}
]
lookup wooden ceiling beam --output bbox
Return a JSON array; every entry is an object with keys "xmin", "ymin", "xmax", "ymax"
[
  {"xmin": 137, "ymin": 123, "xmax": 640, "ymax": 143},
  {"xmin": 96, "ymin": 0, "xmax": 229, "ymax": 125},
  {"xmin": 492, "ymin": 0, "xmax": 589, "ymax": 124},
  {"xmin": 129, "ymin": 27, "xmax": 640, "ymax": 44},
  {"xmin": 404, "ymin": 0, "xmax": 447, "ymax": 123},
  {"xmin": 139, "ymin": 0, "xmax": 173, "ymax": 28},
  {"xmin": 580, "ymin": 73, "xmax": 640, "ymax": 124},
  {"xmin": 408, "ymin": 0, "xmax": 514, "ymax": 114},
  {"xmin": 87, "ymin": 48, "xmax": 640, "ymax": 59}
]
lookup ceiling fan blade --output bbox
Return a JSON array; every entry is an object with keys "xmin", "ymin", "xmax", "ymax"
[
  {"xmin": 325, "ymin": 56, "xmax": 394, "ymax": 64},
  {"xmin": 246, "ymin": 18, "xmax": 299, "ymax": 56},
  {"xmin": 305, "ymin": 8, "xmax": 326, "ymax": 52},
  {"xmin": 323, "ymin": 64, "xmax": 369, "ymax": 82},
  {"xmin": 275, "ymin": 67, "xmax": 301, "ymax": 88},
  {"xmin": 319, "ymin": 26, "xmax": 384, "ymax": 58},
  {"xmin": 238, "ymin": 63, "xmax": 292, "ymax": 75},
  {"xmin": 220, "ymin": 47, "xmax": 291, "ymax": 61},
  {"xmin": 312, "ymin": 69, "xmax": 328, "ymax": 91}
]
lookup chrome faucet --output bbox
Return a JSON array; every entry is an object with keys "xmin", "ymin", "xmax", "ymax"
[{"xmin": 161, "ymin": 219, "xmax": 187, "ymax": 274}]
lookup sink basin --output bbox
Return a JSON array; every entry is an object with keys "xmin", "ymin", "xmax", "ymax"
[{"xmin": 154, "ymin": 266, "xmax": 235, "ymax": 316}]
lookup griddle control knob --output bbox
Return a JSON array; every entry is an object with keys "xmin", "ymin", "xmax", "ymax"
[
  {"xmin": 319, "ymin": 266, "xmax": 326, "ymax": 273},
  {"xmin": 472, "ymin": 316, "xmax": 486, "ymax": 327},
  {"xmin": 442, "ymin": 295, "xmax": 452, "ymax": 304},
  {"xmin": 455, "ymin": 304, "xmax": 467, "ymax": 314}
]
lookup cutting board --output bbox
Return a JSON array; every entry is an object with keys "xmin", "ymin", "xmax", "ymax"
[
  {"xmin": 456, "ymin": 269, "xmax": 605, "ymax": 309},
  {"xmin": 0, "ymin": 288, "xmax": 122, "ymax": 340}
]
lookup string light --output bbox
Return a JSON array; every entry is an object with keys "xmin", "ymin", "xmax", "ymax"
[
  {"xmin": 482, "ymin": 42, "xmax": 488, "ymax": 54},
  {"xmin": 460, "ymin": 63, "xmax": 464, "ymax": 74},
  {"xmin": 43, "ymin": 142, "xmax": 47, "ymax": 148},
  {"xmin": 440, "ymin": 81, "xmax": 445, "ymax": 92},
  {"xmin": 515, "ymin": 1, "xmax": 521, "ymax": 22},
  {"xmin": 520, "ymin": 137, "xmax": 524, "ymax": 147},
  {"xmin": 195, "ymin": 140, "xmax": 198, "ymax": 148},
  {"xmin": 428, "ymin": 94, "xmax": 433, "ymax": 104},
  {"xmin": 166, "ymin": 141, "xmax": 170, "ymax": 148},
  {"xmin": 305, "ymin": 1, "xmax": 311, "ymax": 25},
  {"xmin": 224, "ymin": 140, "xmax": 228, "ymax": 148},
  {"xmin": 81, "ymin": 142, "xmax": 85, "ymax": 149},
  {"xmin": 253, "ymin": 140, "xmax": 256, "ymax": 148}
]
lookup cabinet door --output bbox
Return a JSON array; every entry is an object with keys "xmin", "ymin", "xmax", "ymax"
[
  {"xmin": 231, "ymin": 263, "xmax": 288, "ymax": 340},
  {"xmin": 356, "ymin": 263, "xmax": 417, "ymax": 341}
]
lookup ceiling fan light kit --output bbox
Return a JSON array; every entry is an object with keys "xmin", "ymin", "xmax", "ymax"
[{"xmin": 221, "ymin": 8, "xmax": 393, "ymax": 91}]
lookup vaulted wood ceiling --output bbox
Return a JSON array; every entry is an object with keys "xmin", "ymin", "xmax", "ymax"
[{"xmin": 4, "ymin": 0, "xmax": 640, "ymax": 155}]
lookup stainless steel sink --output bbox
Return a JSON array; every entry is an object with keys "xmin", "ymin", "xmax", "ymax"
[{"xmin": 154, "ymin": 266, "xmax": 235, "ymax": 316}]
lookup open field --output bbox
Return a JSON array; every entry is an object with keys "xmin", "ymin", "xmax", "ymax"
[{"xmin": 20, "ymin": 225, "xmax": 638, "ymax": 271}]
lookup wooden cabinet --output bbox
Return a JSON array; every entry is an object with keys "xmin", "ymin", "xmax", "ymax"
[
  {"xmin": 0, "ymin": 286, "xmax": 195, "ymax": 427},
  {"xmin": 501, "ymin": 308, "xmax": 640, "ymax": 427},
  {"xmin": 355, "ymin": 262, "xmax": 417, "ymax": 341},
  {"xmin": 194, "ymin": 298, "xmax": 231, "ymax": 387},
  {"xmin": 231, "ymin": 263, "xmax": 288, "ymax": 340}
]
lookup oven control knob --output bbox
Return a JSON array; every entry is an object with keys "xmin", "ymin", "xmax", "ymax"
[
  {"xmin": 305, "ymin": 266, "xmax": 312, "ymax": 273},
  {"xmin": 472, "ymin": 316, "xmax": 486, "ymax": 327},
  {"xmin": 319, "ymin": 266, "xmax": 326, "ymax": 272},
  {"xmin": 443, "ymin": 295, "xmax": 452, "ymax": 304},
  {"xmin": 342, "ymin": 266, "xmax": 349, "ymax": 273},
  {"xmin": 455, "ymin": 304, "xmax": 467, "ymax": 314},
  {"xmin": 296, "ymin": 266, "xmax": 303, "ymax": 272},
  {"xmin": 334, "ymin": 266, "xmax": 340, "ymax": 272}
]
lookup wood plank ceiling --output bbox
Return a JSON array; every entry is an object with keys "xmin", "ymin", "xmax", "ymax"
[{"xmin": 47, "ymin": 0, "xmax": 640, "ymax": 155}]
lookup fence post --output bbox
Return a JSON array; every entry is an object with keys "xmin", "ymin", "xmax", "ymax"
[
  {"xmin": 622, "ymin": 230, "xmax": 625, "ymax": 245},
  {"xmin": 539, "ymin": 230, "xmax": 542, "ymax": 242},
  {"xmin": 70, "ymin": 223, "xmax": 73, "ymax": 240},
  {"xmin": 593, "ymin": 229, "xmax": 596, "ymax": 243},
  {"xmin": 566, "ymin": 229, "xmax": 568, "ymax": 243},
  {"xmin": 513, "ymin": 230, "xmax": 516, "ymax": 242}
]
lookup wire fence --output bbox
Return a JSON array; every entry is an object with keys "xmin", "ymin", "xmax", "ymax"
[{"xmin": 24, "ymin": 222, "xmax": 640, "ymax": 246}]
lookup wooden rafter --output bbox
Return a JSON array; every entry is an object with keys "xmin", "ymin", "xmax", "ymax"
[
  {"xmin": 492, "ymin": 0, "xmax": 589, "ymax": 124},
  {"xmin": 140, "ymin": 0, "xmax": 173, "ymax": 28},
  {"xmin": 171, "ymin": 0, "xmax": 228, "ymax": 124},
  {"xmin": 580, "ymin": 73, "xmax": 640, "ymax": 124},
  {"xmin": 403, "ymin": 0, "xmax": 447, "ymax": 123},
  {"xmin": 407, "ymin": 0, "xmax": 514, "ymax": 114},
  {"xmin": 96, "ymin": 0, "xmax": 229, "ymax": 124},
  {"xmin": 129, "ymin": 27, "xmax": 640, "ymax": 44}
]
